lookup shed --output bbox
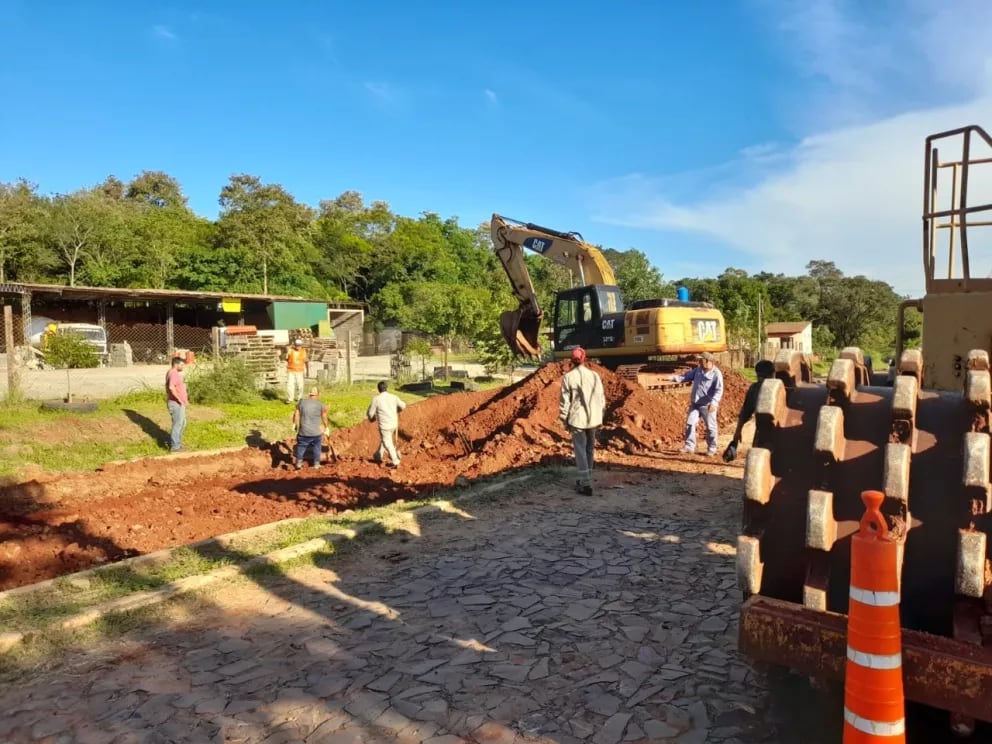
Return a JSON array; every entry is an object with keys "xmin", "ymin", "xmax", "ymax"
[{"xmin": 764, "ymin": 321, "xmax": 813, "ymax": 353}]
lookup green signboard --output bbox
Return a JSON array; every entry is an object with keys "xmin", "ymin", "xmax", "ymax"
[{"xmin": 267, "ymin": 302, "xmax": 327, "ymax": 331}]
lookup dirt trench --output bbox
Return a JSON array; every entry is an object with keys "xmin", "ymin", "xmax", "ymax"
[{"xmin": 0, "ymin": 361, "xmax": 752, "ymax": 591}]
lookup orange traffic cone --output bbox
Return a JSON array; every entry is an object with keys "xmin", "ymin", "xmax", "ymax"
[{"xmin": 843, "ymin": 490, "xmax": 906, "ymax": 743}]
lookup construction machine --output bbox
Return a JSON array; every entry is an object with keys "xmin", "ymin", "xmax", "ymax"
[
  {"xmin": 736, "ymin": 125, "xmax": 992, "ymax": 735},
  {"xmin": 490, "ymin": 213, "xmax": 728, "ymax": 388}
]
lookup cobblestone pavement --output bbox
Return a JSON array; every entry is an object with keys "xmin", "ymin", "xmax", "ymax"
[{"xmin": 1, "ymin": 466, "xmax": 797, "ymax": 743}]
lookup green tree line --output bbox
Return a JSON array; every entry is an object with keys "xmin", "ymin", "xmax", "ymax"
[{"xmin": 0, "ymin": 172, "xmax": 914, "ymax": 364}]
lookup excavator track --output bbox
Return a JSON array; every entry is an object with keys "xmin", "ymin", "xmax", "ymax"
[
  {"xmin": 614, "ymin": 359, "xmax": 706, "ymax": 393},
  {"xmin": 737, "ymin": 346, "xmax": 992, "ymax": 731}
]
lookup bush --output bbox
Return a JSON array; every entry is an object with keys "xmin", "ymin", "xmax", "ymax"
[
  {"xmin": 186, "ymin": 357, "xmax": 261, "ymax": 405},
  {"xmin": 44, "ymin": 332, "xmax": 99, "ymax": 369}
]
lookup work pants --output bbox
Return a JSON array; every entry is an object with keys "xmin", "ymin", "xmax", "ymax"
[
  {"xmin": 684, "ymin": 405, "xmax": 718, "ymax": 453},
  {"xmin": 571, "ymin": 427, "xmax": 597, "ymax": 490}
]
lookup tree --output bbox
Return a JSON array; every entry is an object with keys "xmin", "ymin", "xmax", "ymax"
[
  {"xmin": 805, "ymin": 261, "xmax": 900, "ymax": 350},
  {"xmin": 134, "ymin": 207, "xmax": 204, "ymax": 288},
  {"xmin": 44, "ymin": 331, "xmax": 99, "ymax": 402},
  {"xmin": 217, "ymin": 174, "xmax": 316, "ymax": 294},
  {"xmin": 0, "ymin": 179, "xmax": 45, "ymax": 283},
  {"xmin": 126, "ymin": 171, "xmax": 188, "ymax": 209},
  {"xmin": 474, "ymin": 320, "xmax": 519, "ymax": 378},
  {"xmin": 375, "ymin": 281, "xmax": 490, "ymax": 370},
  {"xmin": 46, "ymin": 191, "xmax": 109, "ymax": 286},
  {"xmin": 602, "ymin": 248, "xmax": 673, "ymax": 303}
]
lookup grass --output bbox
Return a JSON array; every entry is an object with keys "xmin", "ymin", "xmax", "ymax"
[{"xmin": 0, "ymin": 377, "xmax": 509, "ymax": 478}]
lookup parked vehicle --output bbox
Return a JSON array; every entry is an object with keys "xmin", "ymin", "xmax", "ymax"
[{"xmin": 28, "ymin": 317, "xmax": 109, "ymax": 365}]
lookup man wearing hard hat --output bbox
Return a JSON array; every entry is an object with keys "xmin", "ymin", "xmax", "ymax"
[
  {"xmin": 558, "ymin": 347, "xmax": 606, "ymax": 496},
  {"xmin": 285, "ymin": 338, "xmax": 309, "ymax": 405}
]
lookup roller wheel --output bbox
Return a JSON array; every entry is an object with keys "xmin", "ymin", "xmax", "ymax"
[{"xmin": 737, "ymin": 346, "xmax": 992, "ymax": 735}]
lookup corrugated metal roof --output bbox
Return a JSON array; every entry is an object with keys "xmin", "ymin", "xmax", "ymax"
[
  {"xmin": 0, "ymin": 281, "xmax": 365, "ymax": 309},
  {"xmin": 765, "ymin": 321, "xmax": 811, "ymax": 335}
]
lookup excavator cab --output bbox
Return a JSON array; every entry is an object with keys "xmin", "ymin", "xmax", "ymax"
[{"xmin": 552, "ymin": 285, "xmax": 625, "ymax": 352}]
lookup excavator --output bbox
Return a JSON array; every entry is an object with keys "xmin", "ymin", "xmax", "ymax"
[
  {"xmin": 490, "ymin": 213, "xmax": 728, "ymax": 389},
  {"xmin": 736, "ymin": 124, "xmax": 992, "ymax": 735}
]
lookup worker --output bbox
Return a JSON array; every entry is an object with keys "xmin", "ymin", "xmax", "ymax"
[
  {"xmin": 285, "ymin": 338, "xmax": 309, "ymax": 405},
  {"xmin": 558, "ymin": 346, "xmax": 606, "ymax": 496},
  {"xmin": 367, "ymin": 380, "xmax": 406, "ymax": 468},
  {"xmin": 670, "ymin": 351, "xmax": 724, "ymax": 456},
  {"xmin": 292, "ymin": 386, "xmax": 329, "ymax": 470},
  {"xmin": 41, "ymin": 322, "xmax": 57, "ymax": 352},
  {"xmin": 723, "ymin": 359, "xmax": 775, "ymax": 462},
  {"xmin": 165, "ymin": 355, "xmax": 189, "ymax": 452}
]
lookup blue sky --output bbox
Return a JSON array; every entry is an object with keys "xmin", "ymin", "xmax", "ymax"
[{"xmin": 2, "ymin": 1, "xmax": 992, "ymax": 296}]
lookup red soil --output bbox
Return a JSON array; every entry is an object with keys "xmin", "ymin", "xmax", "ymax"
[{"xmin": 0, "ymin": 361, "xmax": 752, "ymax": 591}]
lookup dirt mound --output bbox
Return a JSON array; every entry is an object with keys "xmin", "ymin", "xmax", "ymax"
[
  {"xmin": 0, "ymin": 361, "xmax": 755, "ymax": 591},
  {"xmin": 329, "ymin": 360, "xmax": 753, "ymax": 474}
]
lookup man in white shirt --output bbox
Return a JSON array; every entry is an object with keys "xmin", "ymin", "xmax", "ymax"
[
  {"xmin": 559, "ymin": 347, "xmax": 606, "ymax": 495},
  {"xmin": 367, "ymin": 380, "xmax": 406, "ymax": 468}
]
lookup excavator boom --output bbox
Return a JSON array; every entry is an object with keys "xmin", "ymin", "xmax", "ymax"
[{"xmin": 491, "ymin": 213, "xmax": 616, "ymax": 356}]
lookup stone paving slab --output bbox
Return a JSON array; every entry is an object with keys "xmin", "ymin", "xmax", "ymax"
[{"xmin": 0, "ymin": 467, "xmax": 783, "ymax": 743}]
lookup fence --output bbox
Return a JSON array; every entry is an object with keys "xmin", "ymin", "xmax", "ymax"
[{"xmin": 105, "ymin": 322, "xmax": 212, "ymax": 364}]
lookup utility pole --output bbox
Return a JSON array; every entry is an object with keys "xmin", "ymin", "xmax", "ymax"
[{"xmin": 757, "ymin": 295, "xmax": 763, "ymax": 360}]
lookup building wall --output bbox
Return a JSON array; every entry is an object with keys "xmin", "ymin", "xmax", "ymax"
[
  {"xmin": 329, "ymin": 309, "xmax": 364, "ymax": 349},
  {"xmin": 765, "ymin": 326, "xmax": 813, "ymax": 353}
]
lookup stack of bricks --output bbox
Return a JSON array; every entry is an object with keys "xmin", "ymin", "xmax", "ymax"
[
  {"xmin": 308, "ymin": 337, "xmax": 356, "ymax": 384},
  {"xmin": 223, "ymin": 331, "xmax": 284, "ymax": 390}
]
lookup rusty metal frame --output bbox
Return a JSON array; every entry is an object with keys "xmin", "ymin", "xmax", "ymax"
[
  {"xmin": 923, "ymin": 125, "xmax": 992, "ymax": 293},
  {"xmin": 740, "ymin": 595, "xmax": 992, "ymax": 722}
]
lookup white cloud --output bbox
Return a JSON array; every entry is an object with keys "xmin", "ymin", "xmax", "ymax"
[
  {"xmin": 588, "ymin": 2, "xmax": 992, "ymax": 297},
  {"xmin": 484, "ymin": 88, "xmax": 499, "ymax": 106},
  {"xmin": 591, "ymin": 101, "xmax": 992, "ymax": 296},
  {"xmin": 152, "ymin": 24, "xmax": 176, "ymax": 41}
]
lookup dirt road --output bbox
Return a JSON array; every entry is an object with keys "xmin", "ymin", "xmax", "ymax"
[
  {"xmin": 1, "ymin": 467, "xmax": 785, "ymax": 743},
  {"xmin": 4, "ymin": 356, "xmax": 514, "ymax": 400}
]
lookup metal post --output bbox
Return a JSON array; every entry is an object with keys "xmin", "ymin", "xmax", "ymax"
[
  {"xmin": 4, "ymin": 305, "xmax": 18, "ymax": 397},
  {"xmin": 757, "ymin": 295, "xmax": 763, "ymax": 360},
  {"xmin": 346, "ymin": 330, "xmax": 353, "ymax": 385},
  {"xmin": 166, "ymin": 302, "xmax": 175, "ymax": 356},
  {"xmin": 19, "ymin": 291, "xmax": 30, "ymax": 346}
]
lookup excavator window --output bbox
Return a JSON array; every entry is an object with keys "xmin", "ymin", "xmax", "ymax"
[
  {"xmin": 599, "ymin": 287, "xmax": 623, "ymax": 314},
  {"xmin": 554, "ymin": 287, "xmax": 606, "ymax": 350},
  {"xmin": 582, "ymin": 295, "xmax": 593, "ymax": 323}
]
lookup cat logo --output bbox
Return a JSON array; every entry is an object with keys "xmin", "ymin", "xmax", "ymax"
[
  {"xmin": 693, "ymin": 319, "xmax": 719, "ymax": 342},
  {"xmin": 523, "ymin": 237, "xmax": 551, "ymax": 254}
]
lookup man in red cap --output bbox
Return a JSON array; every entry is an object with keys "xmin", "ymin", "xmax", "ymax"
[{"xmin": 559, "ymin": 346, "xmax": 606, "ymax": 495}]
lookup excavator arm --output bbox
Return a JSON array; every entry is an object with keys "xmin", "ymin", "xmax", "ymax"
[{"xmin": 491, "ymin": 213, "xmax": 617, "ymax": 356}]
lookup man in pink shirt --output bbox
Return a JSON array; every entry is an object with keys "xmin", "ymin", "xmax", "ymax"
[{"xmin": 165, "ymin": 356, "xmax": 189, "ymax": 452}]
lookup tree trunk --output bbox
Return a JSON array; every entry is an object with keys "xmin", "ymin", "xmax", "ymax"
[{"xmin": 262, "ymin": 257, "xmax": 269, "ymax": 295}]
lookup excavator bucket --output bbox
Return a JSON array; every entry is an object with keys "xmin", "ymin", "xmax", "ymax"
[{"xmin": 499, "ymin": 309, "xmax": 543, "ymax": 358}]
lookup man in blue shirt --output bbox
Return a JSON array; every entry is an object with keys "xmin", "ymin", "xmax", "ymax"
[{"xmin": 670, "ymin": 352, "xmax": 724, "ymax": 456}]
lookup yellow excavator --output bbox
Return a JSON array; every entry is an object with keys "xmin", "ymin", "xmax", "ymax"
[
  {"xmin": 737, "ymin": 125, "xmax": 992, "ymax": 735},
  {"xmin": 490, "ymin": 213, "xmax": 728, "ymax": 388}
]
